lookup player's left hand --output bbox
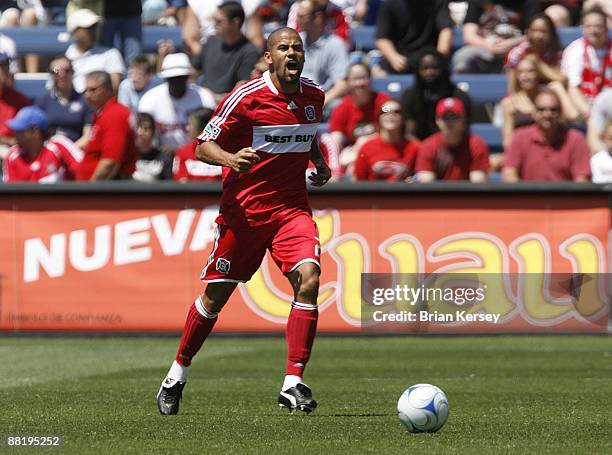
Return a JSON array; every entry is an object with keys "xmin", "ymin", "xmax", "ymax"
[{"xmin": 308, "ymin": 161, "xmax": 332, "ymax": 187}]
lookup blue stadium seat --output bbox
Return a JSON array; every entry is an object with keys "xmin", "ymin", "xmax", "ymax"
[
  {"xmin": 371, "ymin": 74, "xmax": 507, "ymax": 104},
  {"xmin": 371, "ymin": 74, "xmax": 415, "ymax": 98},
  {"xmin": 142, "ymin": 26, "xmax": 183, "ymax": 53},
  {"xmin": 0, "ymin": 25, "xmax": 182, "ymax": 55},
  {"xmin": 557, "ymin": 27, "xmax": 582, "ymax": 49},
  {"xmin": 0, "ymin": 26, "xmax": 70, "ymax": 55},
  {"xmin": 352, "ymin": 26, "xmax": 376, "ymax": 51},
  {"xmin": 451, "ymin": 74, "xmax": 507, "ymax": 104},
  {"xmin": 14, "ymin": 74, "xmax": 48, "ymax": 101},
  {"xmin": 471, "ymin": 123, "xmax": 502, "ymax": 151}
]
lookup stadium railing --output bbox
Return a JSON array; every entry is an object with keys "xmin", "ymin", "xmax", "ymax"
[{"xmin": 0, "ymin": 25, "xmax": 183, "ymax": 55}]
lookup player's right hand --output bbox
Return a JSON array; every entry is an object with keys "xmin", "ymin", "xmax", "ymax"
[{"xmin": 230, "ymin": 147, "xmax": 261, "ymax": 173}]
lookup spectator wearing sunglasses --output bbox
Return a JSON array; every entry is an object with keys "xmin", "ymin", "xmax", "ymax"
[{"xmin": 502, "ymin": 88, "xmax": 590, "ymax": 182}]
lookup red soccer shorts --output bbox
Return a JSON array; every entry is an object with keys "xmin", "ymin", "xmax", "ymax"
[{"xmin": 200, "ymin": 211, "xmax": 321, "ymax": 283}]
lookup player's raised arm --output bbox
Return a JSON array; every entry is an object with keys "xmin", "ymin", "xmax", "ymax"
[
  {"xmin": 308, "ymin": 137, "xmax": 331, "ymax": 186},
  {"xmin": 196, "ymin": 142, "xmax": 260, "ymax": 173}
]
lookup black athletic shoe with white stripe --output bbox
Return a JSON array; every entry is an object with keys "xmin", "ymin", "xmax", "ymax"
[
  {"xmin": 278, "ymin": 383, "xmax": 317, "ymax": 413},
  {"xmin": 157, "ymin": 378, "xmax": 185, "ymax": 415}
]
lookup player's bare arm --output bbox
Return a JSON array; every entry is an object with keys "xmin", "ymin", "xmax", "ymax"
[
  {"xmin": 308, "ymin": 138, "xmax": 331, "ymax": 187},
  {"xmin": 197, "ymin": 141, "xmax": 260, "ymax": 173}
]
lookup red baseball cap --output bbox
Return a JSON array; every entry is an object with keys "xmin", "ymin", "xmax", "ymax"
[{"xmin": 435, "ymin": 97, "xmax": 465, "ymax": 118}]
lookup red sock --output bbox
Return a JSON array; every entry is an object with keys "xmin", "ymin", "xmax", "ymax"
[
  {"xmin": 285, "ymin": 301, "xmax": 319, "ymax": 376},
  {"xmin": 176, "ymin": 299, "xmax": 218, "ymax": 367}
]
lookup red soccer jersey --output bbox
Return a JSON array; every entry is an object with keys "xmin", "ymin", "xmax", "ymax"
[
  {"xmin": 2, "ymin": 134, "xmax": 83, "ymax": 182},
  {"xmin": 328, "ymin": 91, "xmax": 391, "ymax": 146},
  {"xmin": 415, "ymin": 132, "xmax": 490, "ymax": 180},
  {"xmin": 353, "ymin": 135, "xmax": 419, "ymax": 181},
  {"xmin": 198, "ymin": 71, "xmax": 324, "ymax": 227},
  {"xmin": 0, "ymin": 86, "xmax": 31, "ymax": 137},
  {"xmin": 172, "ymin": 138, "xmax": 222, "ymax": 181},
  {"xmin": 78, "ymin": 97, "xmax": 137, "ymax": 181}
]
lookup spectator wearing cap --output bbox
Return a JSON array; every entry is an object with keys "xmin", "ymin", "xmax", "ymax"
[
  {"xmin": 415, "ymin": 97, "xmax": 489, "ymax": 182},
  {"xmin": 502, "ymin": 89, "xmax": 590, "ymax": 182},
  {"xmin": 2, "ymin": 106, "xmax": 83, "ymax": 182},
  {"xmin": 79, "ymin": 71, "xmax": 137, "ymax": 180},
  {"xmin": 138, "ymin": 53, "xmax": 215, "ymax": 152},
  {"xmin": 194, "ymin": 1, "xmax": 260, "ymax": 105},
  {"xmin": 0, "ymin": 51, "xmax": 30, "ymax": 148},
  {"xmin": 65, "ymin": 8, "xmax": 126, "ymax": 94}
]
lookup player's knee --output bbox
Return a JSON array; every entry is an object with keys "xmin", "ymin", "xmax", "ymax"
[{"xmin": 298, "ymin": 268, "xmax": 320, "ymax": 297}]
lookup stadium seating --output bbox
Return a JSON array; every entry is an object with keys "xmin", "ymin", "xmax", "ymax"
[
  {"xmin": 351, "ymin": 25, "xmax": 583, "ymax": 52},
  {"xmin": 14, "ymin": 74, "xmax": 48, "ymax": 101},
  {"xmin": 471, "ymin": 123, "xmax": 502, "ymax": 151},
  {"xmin": 371, "ymin": 74, "xmax": 507, "ymax": 104},
  {"xmin": 0, "ymin": 26, "xmax": 183, "ymax": 55}
]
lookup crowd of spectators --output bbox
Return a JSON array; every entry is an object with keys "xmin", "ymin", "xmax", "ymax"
[{"xmin": 0, "ymin": 0, "xmax": 610, "ymax": 184}]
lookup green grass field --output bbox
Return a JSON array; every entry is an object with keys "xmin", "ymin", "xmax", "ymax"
[{"xmin": 1, "ymin": 336, "xmax": 611, "ymax": 454}]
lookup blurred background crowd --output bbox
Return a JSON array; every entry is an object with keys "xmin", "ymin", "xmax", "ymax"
[{"xmin": 0, "ymin": 0, "xmax": 610, "ymax": 184}]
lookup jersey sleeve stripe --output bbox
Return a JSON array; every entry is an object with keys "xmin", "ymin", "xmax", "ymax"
[
  {"xmin": 49, "ymin": 135, "xmax": 84, "ymax": 161},
  {"xmin": 300, "ymin": 78, "xmax": 324, "ymax": 93},
  {"xmin": 213, "ymin": 77, "xmax": 264, "ymax": 125},
  {"xmin": 199, "ymin": 81, "xmax": 266, "ymax": 142},
  {"xmin": 210, "ymin": 80, "xmax": 266, "ymax": 128}
]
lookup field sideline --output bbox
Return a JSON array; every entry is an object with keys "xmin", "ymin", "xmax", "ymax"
[{"xmin": 1, "ymin": 336, "xmax": 611, "ymax": 454}]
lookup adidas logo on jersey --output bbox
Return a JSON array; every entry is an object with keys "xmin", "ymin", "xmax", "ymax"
[{"xmin": 287, "ymin": 101, "xmax": 298, "ymax": 110}]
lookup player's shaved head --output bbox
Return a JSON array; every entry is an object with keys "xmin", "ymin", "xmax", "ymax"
[{"xmin": 266, "ymin": 27, "xmax": 302, "ymax": 52}]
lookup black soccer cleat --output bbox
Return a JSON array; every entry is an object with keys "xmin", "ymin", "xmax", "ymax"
[
  {"xmin": 157, "ymin": 377, "xmax": 185, "ymax": 415},
  {"xmin": 278, "ymin": 383, "xmax": 318, "ymax": 413}
]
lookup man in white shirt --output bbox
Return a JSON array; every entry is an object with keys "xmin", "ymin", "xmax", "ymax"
[
  {"xmin": 64, "ymin": 9, "xmax": 126, "ymax": 94},
  {"xmin": 587, "ymin": 88, "xmax": 612, "ymax": 154},
  {"xmin": 590, "ymin": 119, "xmax": 612, "ymax": 183},
  {"xmin": 138, "ymin": 53, "xmax": 216, "ymax": 152}
]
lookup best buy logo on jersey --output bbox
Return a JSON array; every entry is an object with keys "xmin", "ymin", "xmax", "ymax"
[{"xmin": 264, "ymin": 134, "xmax": 315, "ymax": 143}]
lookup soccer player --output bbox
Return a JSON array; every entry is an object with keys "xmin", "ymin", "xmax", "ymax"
[{"xmin": 157, "ymin": 27, "xmax": 331, "ymax": 415}]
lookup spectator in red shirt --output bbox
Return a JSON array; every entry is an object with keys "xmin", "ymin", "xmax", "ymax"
[
  {"xmin": 0, "ymin": 51, "xmax": 30, "ymax": 149},
  {"xmin": 2, "ymin": 106, "xmax": 82, "ymax": 183},
  {"xmin": 328, "ymin": 62, "xmax": 390, "ymax": 153},
  {"xmin": 415, "ymin": 97, "xmax": 489, "ymax": 182},
  {"xmin": 502, "ymin": 88, "xmax": 591, "ymax": 182},
  {"xmin": 78, "ymin": 71, "xmax": 138, "ymax": 181},
  {"xmin": 353, "ymin": 99, "xmax": 419, "ymax": 181},
  {"xmin": 173, "ymin": 108, "xmax": 222, "ymax": 182}
]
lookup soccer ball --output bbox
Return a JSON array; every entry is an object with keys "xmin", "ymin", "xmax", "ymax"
[{"xmin": 397, "ymin": 384, "xmax": 449, "ymax": 433}]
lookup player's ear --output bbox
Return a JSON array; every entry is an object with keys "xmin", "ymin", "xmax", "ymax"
[{"xmin": 264, "ymin": 51, "xmax": 273, "ymax": 65}]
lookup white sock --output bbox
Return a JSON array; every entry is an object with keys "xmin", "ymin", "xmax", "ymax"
[
  {"xmin": 282, "ymin": 374, "xmax": 302, "ymax": 391},
  {"xmin": 167, "ymin": 360, "xmax": 189, "ymax": 383}
]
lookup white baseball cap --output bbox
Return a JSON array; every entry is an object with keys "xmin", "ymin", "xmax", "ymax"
[
  {"xmin": 159, "ymin": 53, "xmax": 193, "ymax": 79},
  {"xmin": 67, "ymin": 9, "xmax": 102, "ymax": 33}
]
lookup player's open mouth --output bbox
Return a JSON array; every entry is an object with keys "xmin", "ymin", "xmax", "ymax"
[{"xmin": 286, "ymin": 61, "xmax": 299, "ymax": 75}]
